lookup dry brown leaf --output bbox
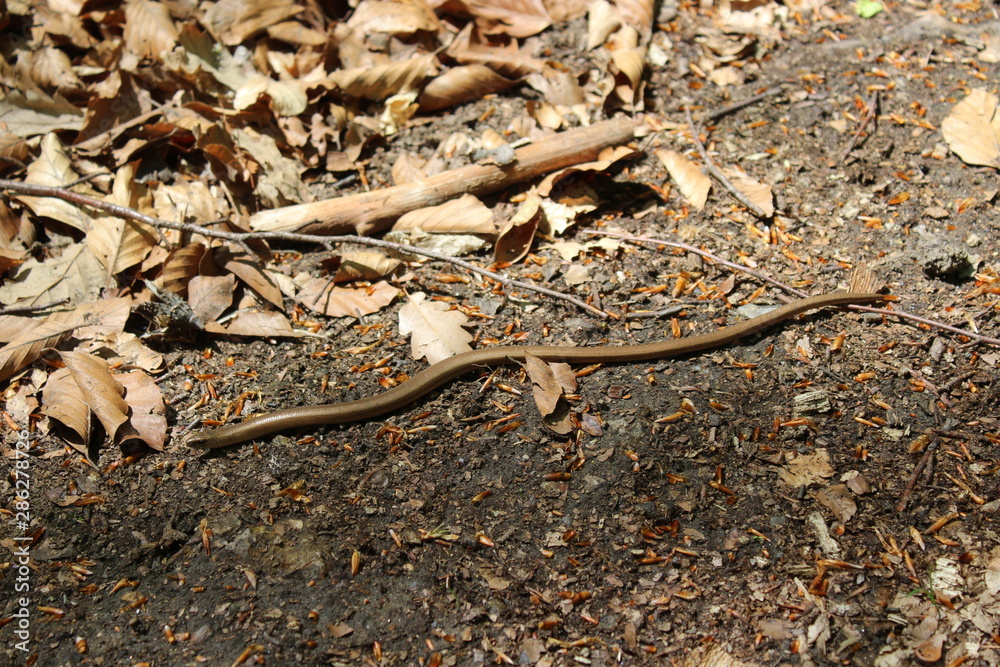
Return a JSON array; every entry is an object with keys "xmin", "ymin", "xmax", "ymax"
[
  {"xmin": 87, "ymin": 168, "xmax": 158, "ymax": 281},
  {"xmin": 233, "ymin": 76, "xmax": 308, "ymax": 117},
  {"xmin": 525, "ymin": 67, "xmax": 585, "ymax": 106},
  {"xmin": 537, "ymin": 145, "xmax": 640, "ymax": 196},
  {"xmin": 100, "ymin": 332, "xmax": 164, "ymax": 373},
  {"xmin": 59, "ymin": 351, "xmax": 129, "ymax": 441},
  {"xmin": 725, "ymin": 166, "xmax": 774, "ymax": 217},
  {"xmin": 0, "ymin": 247, "xmax": 26, "ymax": 274},
  {"xmin": 114, "ymin": 370, "xmax": 167, "ymax": 451},
  {"xmin": 329, "ymin": 54, "xmax": 437, "ymax": 101},
  {"xmin": 523, "ymin": 353, "xmax": 565, "ymax": 416},
  {"xmin": 0, "ymin": 90, "xmax": 84, "ymax": 138},
  {"xmin": 398, "ymin": 292, "xmax": 473, "ymax": 364},
  {"xmin": 204, "ymin": 310, "xmax": 303, "ymax": 337},
  {"xmin": 160, "ymin": 243, "xmax": 208, "ymax": 297},
  {"xmin": 333, "ymin": 252, "xmax": 402, "ymax": 283},
  {"xmin": 391, "ymin": 153, "xmax": 428, "ymax": 185},
  {"xmin": 779, "ymin": 449, "xmax": 835, "ymax": 488},
  {"xmin": 347, "ymin": 0, "xmax": 442, "ymax": 35},
  {"xmin": 446, "ymin": 23, "xmax": 544, "ymax": 78},
  {"xmin": 28, "ymin": 46, "xmax": 83, "ymax": 90},
  {"xmin": 393, "ymin": 194, "xmax": 496, "ymax": 236},
  {"xmin": 614, "ymin": 0, "xmax": 655, "ymax": 37},
  {"xmin": 0, "ymin": 242, "xmax": 105, "ymax": 309},
  {"xmin": 124, "ymin": 0, "xmax": 180, "ymax": 59},
  {"xmin": 495, "ymin": 193, "xmax": 542, "ymax": 264},
  {"xmin": 941, "ymin": 88, "xmax": 1000, "ymax": 169},
  {"xmin": 41, "ymin": 367, "xmax": 91, "ymax": 453},
  {"xmin": 656, "ymin": 149, "xmax": 711, "ymax": 209},
  {"xmin": 813, "ymin": 483, "xmax": 857, "ymax": 524},
  {"xmin": 266, "ymin": 21, "xmax": 328, "ymax": 46},
  {"xmin": 297, "ymin": 280, "xmax": 399, "ymax": 318},
  {"xmin": 419, "ymin": 65, "xmax": 519, "ymax": 111},
  {"xmin": 0, "ymin": 315, "xmax": 41, "ymax": 344},
  {"xmin": 17, "ymin": 134, "xmax": 96, "ymax": 231},
  {"xmin": 449, "ymin": 0, "xmax": 552, "ymax": 37},
  {"xmin": 202, "ymin": 0, "xmax": 302, "ymax": 45},
  {"xmin": 587, "ymin": 1, "xmax": 622, "ymax": 49},
  {"xmin": 188, "ymin": 273, "xmax": 237, "ymax": 324},
  {"xmin": 214, "ymin": 246, "xmax": 284, "ymax": 309}
]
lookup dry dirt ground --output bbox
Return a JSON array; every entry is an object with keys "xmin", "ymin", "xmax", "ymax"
[{"xmin": 4, "ymin": 2, "xmax": 1000, "ymax": 667}]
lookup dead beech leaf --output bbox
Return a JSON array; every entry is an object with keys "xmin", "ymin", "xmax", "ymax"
[
  {"xmin": 419, "ymin": 65, "xmax": 519, "ymax": 111},
  {"xmin": 914, "ymin": 634, "xmax": 945, "ymax": 664},
  {"xmin": 103, "ymin": 332, "xmax": 164, "ymax": 373},
  {"xmin": 17, "ymin": 134, "xmax": 96, "ymax": 232},
  {"xmin": 779, "ymin": 449, "xmax": 835, "ymax": 488},
  {"xmin": 160, "ymin": 243, "xmax": 208, "ymax": 297},
  {"xmin": 398, "ymin": 292, "xmax": 473, "ymax": 364},
  {"xmin": 123, "ymin": 0, "xmax": 179, "ymax": 58},
  {"xmin": 0, "ymin": 241, "xmax": 105, "ymax": 309},
  {"xmin": 329, "ymin": 54, "xmax": 437, "ymax": 101},
  {"xmin": 27, "ymin": 47, "xmax": 82, "ymax": 90},
  {"xmin": 941, "ymin": 88, "xmax": 1000, "ymax": 169},
  {"xmin": 333, "ymin": 252, "xmax": 401, "ymax": 283},
  {"xmin": 657, "ymin": 149, "xmax": 711, "ymax": 209},
  {"xmin": 298, "ymin": 279, "xmax": 399, "ymax": 318},
  {"xmin": 0, "ymin": 315, "xmax": 41, "ymax": 344},
  {"xmin": 41, "ymin": 367, "xmax": 91, "ymax": 452},
  {"xmin": 202, "ymin": 0, "xmax": 301, "ymax": 45},
  {"xmin": 393, "ymin": 194, "xmax": 496, "ymax": 236},
  {"xmin": 214, "ymin": 245, "xmax": 284, "ymax": 309},
  {"xmin": 615, "ymin": 0, "xmax": 655, "ymax": 37},
  {"xmin": 524, "ymin": 352, "xmax": 564, "ymax": 417},
  {"xmin": 233, "ymin": 75, "xmax": 308, "ymax": 117},
  {"xmin": 0, "ymin": 91, "xmax": 83, "ymax": 138},
  {"xmin": 347, "ymin": 0, "xmax": 441, "ymax": 35},
  {"xmin": 587, "ymin": 1, "xmax": 622, "ymax": 49},
  {"xmin": 0, "ymin": 300, "xmax": 129, "ymax": 378},
  {"xmin": 495, "ymin": 192, "xmax": 542, "ymax": 263},
  {"xmin": 447, "ymin": 23, "xmax": 544, "ymax": 79},
  {"xmin": 188, "ymin": 273, "xmax": 237, "ymax": 324},
  {"xmin": 114, "ymin": 371, "xmax": 167, "ymax": 451},
  {"xmin": 537, "ymin": 145, "xmax": 640, "ymax": 196},
  {"xmin": 59, "ymin": 351, "xmax": 129, "ymax": 441},
  {"xmin": 813, "ymin": 483, "xmax": 857, "ymax": 524},
  {"xmin": 725, "ymin": 166, "xmax": 774, "ymax": 217},
  {"xmin": 203, "ymin": 310, "xmax": 302, "ymax": 337},
  {"xmin": 458, "ymin": 0, "xmax": 552, "ymax": 37}
]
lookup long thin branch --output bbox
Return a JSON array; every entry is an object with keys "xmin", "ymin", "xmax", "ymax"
[
  {"xmin": 0, "ymin": 179, "xmax": 607, "ymax": 319},
  {"xmin": 685, "ymin": 107, "xmax": 769, "ymax": 220},
  {"xmin": 583, "ymin": 228, "xmax": 1000, "ymax": 347}
]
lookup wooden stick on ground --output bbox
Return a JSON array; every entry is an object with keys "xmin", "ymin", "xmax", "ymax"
[{"xmin": 249, "ymin": 116, "xmax": 639, "ymax": 236}]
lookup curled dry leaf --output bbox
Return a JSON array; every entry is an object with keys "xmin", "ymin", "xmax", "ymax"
[
  {"xmin": 188, "ymin": 273, "xmax": 237, "ymax": 324},
  {"xmin": 398, "ymin": 292, "xmax": 473, "ymax": 365},
  {"xmin": 419, "ymin": 65, "xmax": 519, "ymax": 112},
  {"xmin": 0, "ymin": 91, "xmax": 84, "ymax": 138},
  {"xmin": 202, "ymin": 0, "xmax": 302, "ymax": 45},
  {"xmin": 495, "ymin": 192, "xmax": 542, "ymax": 264},
  {"xmin": 587, "ymin": 1, "xmax": 623, "ymax": 49},
  {"xmin": 524, "ymin": 352, "xmax": 564, "ymax": 417},
  {"xmin": 333, "ymin": 252, "xmax": 402, "ymax": 283},
  {"xmin": 656, "ymin": 149, "xmax": 711, "ymax": 209},
  {"xmin": 297, "ymin": 279, "xmax": 399, "ymax": 318},
  {"xmin": 59, "ymin": 351, "xmax": 129, "ymax": 441},
  {"xmin": 41, "ymin": 367, "xmax": 92, "ymax": 453},
  {"xmin": 347, "ymin": 0, "xmax": 441, "ymax": 35},
  {"xmin": 214, "ymin": 245, "xmax": 284, "ymax": 309},
  {"xmin": 813, "ymin": 483, "xmax": 857, "ymax": 524},
  {"xmin": 123, "ymin": 0, "xmax": 179, "ymax": 59},
  {"xmin": 233, "ymin": 75, "xmax": 308, "ymax": 117},
  {"xmin": 0, "ymin": 298, "xmax": 131, "ymax": 382},
  {"xmin": 615, "ymin": 0, "xmax": 655, "ymax": 38},
  {"xmin": 160, "ymin": 243, "xmax": 207, "ymax": 297},
  {"xmin": 0, "ymin": 242, "xmax": 105, "ymax": 309},
  {"xmin": 454, "ymin": 0, "xmax": 552, "ymax": 38},
  {"xmin": 447, "ymin": 23, "xmax": 544, "ymax": 79},
  {"xmin": 114, "ymin": 370, "xmax": 167, "ymax": 451},
  {"xmin": 393, "ymin": 194, "xmax": 496, "ymax": 236},
  {"xmin": 941, "ymin": 88, "xmax": 1000, "ymax": 169},
  {"xmin": 16, "ymin": 134, "xmax": 96, "ymax": 232},
  {"xmin": 329, "ymin": 54, "xmax": 437, "ymax": 101},
  {"xmin": 725, "ymin": 166, "xmax": 774, "ymax": 217}
]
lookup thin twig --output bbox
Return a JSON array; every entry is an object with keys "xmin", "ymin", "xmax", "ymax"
[
  {"xmin": 685, "ymin": 107, "xmax": 769, "ymax": 219},
  {"xmin": 582, "ymin": 228, "xmax": 1000, "ymax": 347},
  {"xmin": 0, "ymin": 298, "xmax": 71, "ymax": 315},
  {"xmin": 897, "ymin": 438, "xmax": 938, "ymax": 512},
  {"xmin": 705, "ymin": 87, "xmax": 784, "ymax": 122},
  {"xmin": 0, "ymin": 179, "xmax": 608, "ymax": 319},
  {"xmin": 840, "ymin": 91, "xmax": 879, "ymax": 162}
]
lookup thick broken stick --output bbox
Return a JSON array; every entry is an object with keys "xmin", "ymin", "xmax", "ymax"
[{"xmin": 249, "ymin": 116, "xmax": 639, "ymax": 236}]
